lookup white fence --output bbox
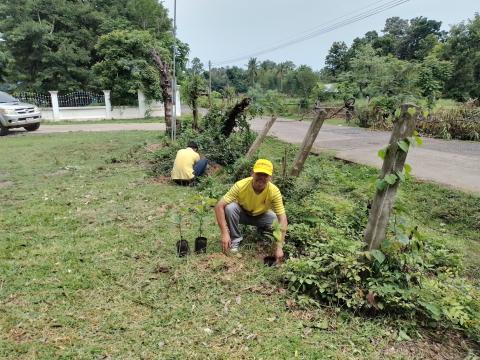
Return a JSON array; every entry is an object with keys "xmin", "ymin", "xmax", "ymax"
[{"xmin": 36, "ymin": 89, "xmax": 181, "ymax": 121}]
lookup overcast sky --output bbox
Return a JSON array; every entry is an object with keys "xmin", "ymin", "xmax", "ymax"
[{"xmin": 161, "ymin": 0, "xmax": 479, "ymax": 70}]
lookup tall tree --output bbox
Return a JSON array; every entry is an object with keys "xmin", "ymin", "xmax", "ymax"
[
  {"xmin": 0, "ymin": 0, "xmax": 182, "ymax": 95},
  {"xmin": 182, "ymin": 74, "xmax": 206, "ymax": 129},
  {"xmin": 325, "ymin": 41, "xmax": 349, "ymax": 76},
  {"xmin": 190, "ymin": 57, "xmax": 204, "ymax": 75},
  {"xmin": 93, "ymin": 30, "xmax": 162, "ymax": 105},
  {"xmin": 441, "ymin": 14, "xmax": 480, "ymax": 100},
  {"xmin": 247, "ymin": 57, "xmax": 259, "ymax": 86}
]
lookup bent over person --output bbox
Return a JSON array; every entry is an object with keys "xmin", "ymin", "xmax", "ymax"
[
  {"xmin": 171, "ymin": 141, "xmax": 208, "ymax": 185},
  {"xmin": 214, "ymin": 159, "xmax": 288, "ymax": 263}
]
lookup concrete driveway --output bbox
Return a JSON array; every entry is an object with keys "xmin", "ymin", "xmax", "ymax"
[
  {"xmin": 250, "ymin": 118, "xmax": 480, "ymax": 194},
  {"xmin": 4, "ymin": 120, "xmax": 479, "ymax": 193}
]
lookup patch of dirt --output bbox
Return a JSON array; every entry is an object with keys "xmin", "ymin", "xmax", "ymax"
[
  {"xmin": 145, "ymin": 143, "xmax": 164, "ymax": 152},
  {"xmin": 46, "ymin": 169, "xmax": 70, "ymax": 177},
  {"xmin": 206, "ymin": 162, "xmax": 223, "ymax": 176},
  {"xmin": 156, "ymin": 204, "xmax": 172, "ymax": 216},
  {"xmin": 381, "ymin": 331, "xmax": 480, "ymax": 360},
  {"xmin": 153, "ymin": 264, "xmax": 170, "ymax": 273},
  {"xmin": 8, "ymin": 327, "xmax": 31, "ymax": 343},
  {"xmin": 195, "ymin": 253, "xmax": 245, "ymax": 274},
  {"xmin": 152, "ymin": 176, "xmax": 172, "ymax": 184},
  {"xmin": 0, "ymin": 180, "xmax": 13, "ymax": 188}
]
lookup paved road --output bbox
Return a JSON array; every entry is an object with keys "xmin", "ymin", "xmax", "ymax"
[
  {"xmin": 5, "ymin": 121, "xmax": 479, "ymax": 193},
  {"xmin": 250, "ymin": 118, "xmax": 480, "ymax": 194}
]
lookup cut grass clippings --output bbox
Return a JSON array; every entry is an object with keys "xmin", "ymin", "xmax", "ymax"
[{"xmin": 1, "ymin": 131, "xmax": 478, "ymax": 359}]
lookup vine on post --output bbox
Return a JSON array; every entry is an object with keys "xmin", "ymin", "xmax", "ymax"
[{"xmin": 364, "ymin": 103, "xmax": 421, "ymax": 250}]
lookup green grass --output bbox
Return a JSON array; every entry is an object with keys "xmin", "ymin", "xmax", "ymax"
[{"xmin": 1, "ymin": 132, "xmax": 478, "ymax": 359}]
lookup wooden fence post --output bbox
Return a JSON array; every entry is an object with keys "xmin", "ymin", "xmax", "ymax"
[
  {"xmin": 246, "ymin": 116, "xmax": 277, "ymax": 159},
  {"xmin": 364, "ymin": 104, "xmax": 418, "ymax": 250},
  {"xmin": 289, "ymin": 108, "xmax": 328, "ymax": 177}
]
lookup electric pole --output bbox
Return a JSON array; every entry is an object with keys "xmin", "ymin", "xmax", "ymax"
[{"xmin": 208, "ymin": 60, "xmax": 212, "ymax": 108}]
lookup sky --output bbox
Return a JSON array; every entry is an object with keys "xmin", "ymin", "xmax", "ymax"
[{"xmin": 161, "ymin": 0, "xmax": 479, "ymax": 71}]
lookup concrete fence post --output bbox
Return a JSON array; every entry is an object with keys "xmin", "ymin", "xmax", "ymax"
[
  {"xmin": 175, "ymin": 86, "xmax": 181, "ymax": 117},
  {"xmin": 49, "ymin": 91, "xmax": 60, "ymax": 121},
  {"xmin": 138, "ymin": 90, "xmax": 146, "ymax": 118},
  {"xmin": 103, "ymin": 90, "xmax": 112, "ymax": 120}
]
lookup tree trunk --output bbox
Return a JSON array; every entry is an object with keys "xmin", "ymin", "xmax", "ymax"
[
  {"xmin": 151, "ymin": 49, "xmax": 173, "ymax": 133},
  {"xmin": 192, "ymin": 97, "xmax": 199, "ymax": 130},
  {"xmin": 221, "ymin": 97, "xmax": 251, "ymax": 137},
  {"xmin": 246, "ymin": 115, "xmax": 277, "ymax": 159},
  {"xmin": 290, "ymin": 108, "xmax": 328, "ymax": 177},
  {"xmin": 364, "ymin": 104, "xmax": 418, "ymax": 250}
]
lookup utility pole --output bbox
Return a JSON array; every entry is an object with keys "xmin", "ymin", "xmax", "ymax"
[
  {"xmin": 171, "ymin": 0, "xmax": 177, "ymax": 141},
  {"xmin": 208, "ymin": 60, "xmax": 212, "ymax": 108}
]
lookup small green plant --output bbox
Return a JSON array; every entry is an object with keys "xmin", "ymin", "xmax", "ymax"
[{"xmin": 190, "ymin": 194, "xmax": 216, "ymax": 237}]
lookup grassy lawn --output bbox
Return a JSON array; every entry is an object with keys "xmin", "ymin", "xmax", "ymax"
[{"xmin": 1, "ymin": 131, "xmax": 478, "ymax": 359}]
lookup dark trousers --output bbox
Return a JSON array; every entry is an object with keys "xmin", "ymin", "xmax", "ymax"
[
  {"xmin": 193, "ymin": 159, "xmax": 208, "ymax": 177},
  {"xmin": 173, "ymin": 159, "xmax": 208, "ymax": 186}
]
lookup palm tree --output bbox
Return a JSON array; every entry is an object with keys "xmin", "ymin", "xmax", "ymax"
[
  {"xmin": 276, "ymin": 61, "xmax": 294, "ymax": 92},
  {"xmin": 247, "ymin": 57, "xmax": 258, "ymax": 86}
]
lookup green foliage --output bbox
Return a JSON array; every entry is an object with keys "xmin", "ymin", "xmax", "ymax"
[
  {"xmin": 325, "ymin": 41, "xmax": 350, "ymax": 76},
  {"xmin": 189, "ymin": 194, "xmax": 217, "ymax": 237},
  {"xmin": 148, "ymin": 104, "xmax": 255, "ymax": 178},
  {"xmin": 283, "ymin": 221, "xmax": 479, "ymax": 339},
  {"xmin": 441, "ymin": 14, "xmax": 480, "ymax": 100},
  {"xmin": 230, "ymin": 156, "xmax": 258, "ymax": 182},
  {"xmin": 417, "ymin": 55, "xmax": 453, "ymax": 109},
  {"xmin": 93, "ymin": 30, "xmax": 163, "ymax": 105},
  {"xmin": 0, "ymin": 0, "xmax": 180, "ymax": 93}
]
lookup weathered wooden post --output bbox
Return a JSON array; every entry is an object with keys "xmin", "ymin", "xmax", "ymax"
[
  {"xmin": 289, "ymin": 108, "xmax": 328, "ymax": 177},
  {"xmin": 245, "ymin": 115, "xmax": 277, "ymax": 159},
  {"xmin": 364, "ymin": 103, "xmax": 419, "ymax": 250}
]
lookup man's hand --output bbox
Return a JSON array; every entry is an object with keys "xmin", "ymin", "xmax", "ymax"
[
  {"xmin": 274, "ymin": 246, "xmax": 284, "ymax": 264},
  {"xmin": 221, "ymin": 233, "xmax": 231, "ymax": 253}
]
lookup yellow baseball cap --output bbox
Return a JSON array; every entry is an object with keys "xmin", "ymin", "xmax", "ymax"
[{"xmin": 253, "ymin": 159, "xmax": 273, "ymax": 176}]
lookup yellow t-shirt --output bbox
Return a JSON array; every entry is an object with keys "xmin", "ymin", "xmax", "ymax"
[
  {"xmin": 223, "ymin": 177, "xmax": 285, "ymax": 216},
  {"xmin": 171, "ymin": 147, "xmax": 200, "ymax": 180}
]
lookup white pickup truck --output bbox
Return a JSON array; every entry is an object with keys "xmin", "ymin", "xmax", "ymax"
[{"xmin": 0, "ymin": 91, "xmax": 42, "ymax": 136}]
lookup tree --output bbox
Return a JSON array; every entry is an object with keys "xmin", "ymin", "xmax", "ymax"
[
  {"xmin": 190, "ymin": 57, "xmax": 204, "ymax": 75},
  {"xmin": 341, "ymin": 44, "xmax": 418, "ymax": 98},
  {"xmin": 276, "ymin": 61, "xmax": 295, "ymax": 92},
  {"xmin": 247, "ymin": 57, "xmax": 259, "ymax": 86},
  {"xmin": 0, "ymin": 43, "xmax": 13, "ymax": 85},
  {"xmin": 93, "ymin": 30, "xmax": 162, "ymax": 105},
  {"xmin": 226, "ymin": 66, "xmax": 248, "ymax": 93},
  {"xmin": 383, "ymin": 17, "xmax": 409, "ymax": 37},
  {"xmin": 0, "ymin": 0, "xmax": 180, "ymax": 93},
  {"xmin": 182, "ymin": 74, "xmax": 206, "ymax": 129},
  {"xmin": 441, "ymin": 14, "xmax": 480, "ymax": 100},
  {"xmin": 295, "ymin": 65, "xmax": 318, "ymax": 100},
  {"xmin": 396, "ymin": 17, "xmax": 442, "ymax": 60},
  {"xmin": 325, "ymin": 41, "xmax": 349, "ymax": 76},
  {"xmin": 418, "ymin": 54, "xmax": 453, "ymax": 109}
]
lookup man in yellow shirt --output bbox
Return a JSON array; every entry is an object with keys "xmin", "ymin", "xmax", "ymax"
[
  {"xmin": 214, "ymin": 159, "xmax": 288, "ymax": 263},
  {"xmin": 171, "ymin": 142, "xmax": 208, "ymax": 185}
]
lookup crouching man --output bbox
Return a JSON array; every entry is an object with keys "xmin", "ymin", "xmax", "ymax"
[
  {"xmin": 171, "ymin": 141, "xmax": 208, "ymax": 185},
  {"xmin": 214, "ymin": 159, "xmax": 288, "ymax": 263}
]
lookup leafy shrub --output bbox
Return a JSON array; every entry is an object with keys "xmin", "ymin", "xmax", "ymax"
[
  {"xmin": 283, "ymin": 219, "xmax": 479, "ymax": 340},
  {"xmin": 148, "ymin": 104, "xmax": 255, "ymax": 177}
]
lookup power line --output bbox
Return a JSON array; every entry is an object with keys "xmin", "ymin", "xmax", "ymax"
[{"xmin": 213, "ymin": 0, "xmax": 410, "ymax": 66}]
